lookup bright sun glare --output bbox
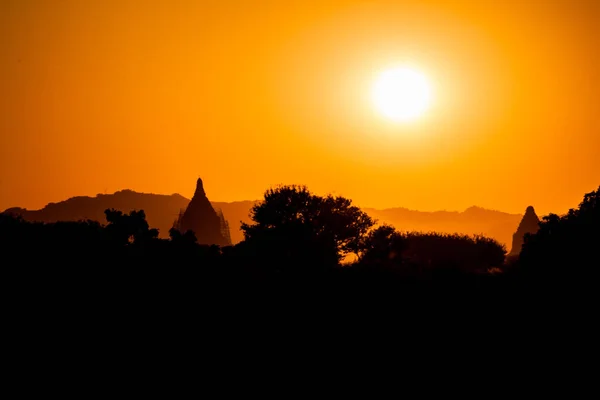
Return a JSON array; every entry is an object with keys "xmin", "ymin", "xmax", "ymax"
[{"xmin": 372, "ymin": 67, "xmax": 432, "ymax": 122}]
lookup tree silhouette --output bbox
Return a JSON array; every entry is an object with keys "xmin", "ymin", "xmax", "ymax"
[
  {"xmin": 241, "ymin": 185, "xmax": 374, "ymax": 269},
  {"xmin": 105, "ymin": 209, "xmax": 158, "ymax": 246},
  {"xmin": 169, "ymin": 227, "xmax": 198, "ymax": 244},
  {"xmin": 520, "ymin": 185, "xmax": 600, "ymax": 278},
  {"xmin": 360, "ymin": 224, "xmax": 406, "ymax": 265}
]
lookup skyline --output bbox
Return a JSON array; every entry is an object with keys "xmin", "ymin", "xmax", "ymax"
[{"xmin": 1, "ymin": 0, "xmax": 599, "ymax": 215}]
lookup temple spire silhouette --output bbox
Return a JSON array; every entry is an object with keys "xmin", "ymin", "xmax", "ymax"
[
  {"xmin": 509, "ymin": 206, "xmax": 540, "ymax": 256},
  {"xmin": 175, "ymin": 177, "xmax": 231, "ymax": 246}
]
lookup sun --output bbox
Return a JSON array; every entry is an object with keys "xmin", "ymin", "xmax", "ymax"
[{"xmin": 371, "ymin": 67, "xmax": 432, "ymax": 122}]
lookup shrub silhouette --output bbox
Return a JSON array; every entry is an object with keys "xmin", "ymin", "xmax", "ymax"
[
  {"xmin": 355, "ymin": 225, "xmax": 505, "ymax": 277},
  {"xmin": 399, "ymin": 232, "xmax": 506, "ymax": 275}
]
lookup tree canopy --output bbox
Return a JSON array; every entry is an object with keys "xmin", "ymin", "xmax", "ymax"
[{"xmin": 241, "ymin": 185, "xmax": 375, "ymax": 268}]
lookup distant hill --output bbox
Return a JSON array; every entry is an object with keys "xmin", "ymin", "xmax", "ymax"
[
  {"xmin": 3, "ymin": 190, "xmax": 190, "ymax": 239},
  {"xmin": 3, "ymin": 190, "xmax": 522, "ymax": 248}
]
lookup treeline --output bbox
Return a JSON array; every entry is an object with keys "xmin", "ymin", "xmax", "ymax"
[
  {"xmin": 1, "ymin": 186, "xmax": 505, "ymax": 275},
  {"xmin": 1, "ymin": 184, "xmax": 598, "ymax": 296}
]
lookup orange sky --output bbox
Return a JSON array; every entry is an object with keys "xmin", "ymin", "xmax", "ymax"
[{"xmin": 1, "ymin": 0, "xmax": 598, "ymax": 216}]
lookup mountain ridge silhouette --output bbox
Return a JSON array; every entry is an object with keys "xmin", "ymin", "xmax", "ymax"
[{"xmin": 3, "ymin": 189, "xmax": 522, "ymax": 247}]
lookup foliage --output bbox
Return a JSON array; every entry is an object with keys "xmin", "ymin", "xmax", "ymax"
[
  {"xmin": 105, "ymin": 209, "xmax": 158, "ymax": 245},
  {"xmin": 241, "ymin": 185, "xmax": 375, "ymax": 268},
  {"xmin": 169, "ymin": 227, "xmax": 198, "ymax": 244},
  {"xmin": 520, "ymin": 185, "xmax": 600, "ymax": 276},
  {"xmin": 402, "ymin": 232, "xmax": 506, "ymax": 274},
  {"xmin": 360, "ymin": 224, "xmax": 406, "ymax": 265},
  {"xmin": 356, "ymin": 226, "xmax": 505, "ymax": 275}
]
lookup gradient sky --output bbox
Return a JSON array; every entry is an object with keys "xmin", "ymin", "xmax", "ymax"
[{"xmin": 1, "ymin": 0, "xmax": 598, "ymax": 215}]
